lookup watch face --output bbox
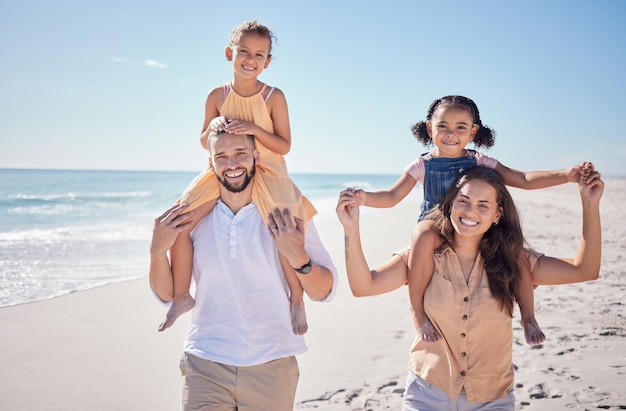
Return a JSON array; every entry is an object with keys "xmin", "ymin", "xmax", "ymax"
[{"xmin": 296, "ymin": 259, "xmax": 312, "ymax": 274}]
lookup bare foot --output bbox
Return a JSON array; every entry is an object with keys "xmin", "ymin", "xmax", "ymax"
[
  {"xmin": 290, "ymin": 300, "xmax": 308, "ymax": 335},
  {"xmin": 523, "ymin": 317, "xmax": 545, "ymax": 345},
  {"xmin": 420, "ymin": 317, "xmax": 442, "ymax": 343},
  {"xmin": 158, "ymin": 294, "xmax": 195, "ymax": 332}
]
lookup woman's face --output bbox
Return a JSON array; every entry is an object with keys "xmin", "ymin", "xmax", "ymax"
[{"xmin": 449, "ymin": 179, "xmax": 502, "ymax": 240}]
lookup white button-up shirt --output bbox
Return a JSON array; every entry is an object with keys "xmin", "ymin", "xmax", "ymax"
[{"xmin": 184, "ymin": 200, "xmax": 337, "ymax": 366}]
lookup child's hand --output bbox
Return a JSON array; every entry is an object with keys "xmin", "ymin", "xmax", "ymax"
[
  {"xmin": 579, "ymin": 161, "xmax": 595, "ymax": 183},
  {"xmin": 353, "ymin": 189, "xmax": 367, "ymax": 206},
  {"xmin": 209, "ymin": 116, "xmax": 230, "ymax": 132},
  {"xmin": 224, "ymin": 118, "xmax": 257, "ymax": 136}
]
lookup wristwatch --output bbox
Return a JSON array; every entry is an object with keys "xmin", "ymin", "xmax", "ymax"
[{"xmin": 294, "ymin": 258, "xmax": 312, "ymax": 274}]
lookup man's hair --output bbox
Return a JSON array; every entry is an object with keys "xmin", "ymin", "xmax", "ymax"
[{"xmin": 208, "ymin": 132, "xmax": 255, "ymax": 154}]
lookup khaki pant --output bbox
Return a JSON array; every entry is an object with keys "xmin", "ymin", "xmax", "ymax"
[{"xmin": 180, "ymin": 353, "xmax": 299, "ymax": 411}]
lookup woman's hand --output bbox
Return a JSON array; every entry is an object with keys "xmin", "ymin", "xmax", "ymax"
[
  {"xmin": 579, "ymin": 169, "xmax": 604, "ymax": 204},
  {"xmin": 579, "ymin": 161, "xmax": 596, "ymax": 184},
  {"xmin": 336, "ymin": 188, "xmax": 360, "ymax": 229}
]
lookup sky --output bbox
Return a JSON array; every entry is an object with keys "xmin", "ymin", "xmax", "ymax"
[{"xmin": 1, "ymin": 0, "xmax": 625, "ymax": 177}]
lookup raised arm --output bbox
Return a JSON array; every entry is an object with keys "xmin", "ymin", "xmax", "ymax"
[
  {"xmin": 495, "ymin": 161, "xmax": 594, "ymax": 190},
  {"xmin": 532, "ymin": 171, "xmax": 603, "ymax": 286},
  {"xmin": 355, "ymin": 172, "xmax": 417, "ymax": 209},
  {"xmin": 336, "ymin": 188, "xmax": 408, "ymax": 296},
  {"xmin": 149, "ymin": 204, "xmax": 194, "ymax": 301},
  {"xmin": 200, "ymin": 88, "xmax": 223, "ymax": 150}
]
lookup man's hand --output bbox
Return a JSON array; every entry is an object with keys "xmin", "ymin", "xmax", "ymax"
[
  {"xmin": 267, "ymin": 207, "xmax": 309, "ymax": 269},
  {"xmin": 150, "ymin": 203, "xmax": 194, "ymax": 255}
]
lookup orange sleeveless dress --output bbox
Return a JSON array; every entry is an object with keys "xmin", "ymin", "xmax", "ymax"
[{"xmin": 179, "ymin": 83, "xmax": 317, "ymax": 225}]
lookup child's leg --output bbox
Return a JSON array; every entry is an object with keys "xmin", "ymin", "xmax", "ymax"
[
  {"xmin": 280, "ymin": 253, "xmax": 307, "ymax": 335},
  {"xmin": 407, "ymin": 220, "xmax": 443, "ymax": 343},
  {"xmin": 158, "ymin": 200, "xmax": 216, "ymax": 332},
  {"xmin": 518, "ymin": 252, "xmax": 545, "ymax": 345}
]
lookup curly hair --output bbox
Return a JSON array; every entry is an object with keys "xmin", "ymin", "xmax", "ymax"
[
  {"xmin": 411, "ymin": 95, "xmax": 496, "ymax": 149},
  {"xmin": 228, "ymin": 20, "xmax": 277, "ymax": 58},
  {"xmin": 427, "ymin": 166, "xmax": 524, "ymax": 316}
]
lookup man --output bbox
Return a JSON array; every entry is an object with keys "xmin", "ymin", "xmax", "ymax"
[{"xmin": 149, "ymin": 131, "xmax": 337, "ymax": 410}]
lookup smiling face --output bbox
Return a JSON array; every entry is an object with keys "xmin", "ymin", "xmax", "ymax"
[
  {"xmin": 208, "ymin": 133, "xmax": 258, "ymax": 194},
  {"xmin": 225, "ymin": 32, "xmax": 272, "ymax": 80},
  {"xmin": 449, "ymin": 178, "xmax": 502, "ymax": 240},
  {"xmin": 426, "ymin": 104, "xmax": 479, "ymax": 158}
]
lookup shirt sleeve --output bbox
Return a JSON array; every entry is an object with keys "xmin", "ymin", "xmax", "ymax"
[
  {"xmin": 305, "ymin": 219, "xmax": 339, "ymax": 302},
  {"xmin": 403, "ymin": 157, "xmax": 425, "ymax": 184},
  {"xmin": 475, "ymin": 151, "xmax": 499, "ymax": 169},
  {"xmin": 525, "ymin": 248, "xmax": 545, "ymax": 271}
]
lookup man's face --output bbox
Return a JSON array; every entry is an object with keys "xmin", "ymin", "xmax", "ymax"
[{"xmin": 209, "ymin": 133, "xmax": 258, "ymax": 193}]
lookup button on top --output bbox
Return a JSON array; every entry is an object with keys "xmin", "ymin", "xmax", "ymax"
[
  {"xmin": 460, "ymin": 371, "xmax": 467, "ymax": 377},
  {"xmin": 463, "ymin": 296, "xmax": 470, "ymax": 302},
  {"xmin": 460, "ymin": 333, "xmax": 466, "ymax": 338},
  {"xmin": 462, "ymin": 314, "xmax": 468, "ymax": 320}
]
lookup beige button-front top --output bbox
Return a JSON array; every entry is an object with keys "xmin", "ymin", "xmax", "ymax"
[{"xmin": 407, "ymin": 245, "xmax": 541, "ymax": 402}]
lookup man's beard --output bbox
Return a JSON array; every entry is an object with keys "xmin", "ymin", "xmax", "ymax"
[{"xmin": 216, "ymin": 163, "xmax": 256, "ymax": 193}]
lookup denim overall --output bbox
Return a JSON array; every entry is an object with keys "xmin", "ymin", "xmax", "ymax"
[{"xmin": 418, "ymin": 150, "xmax": 478, "ymax": 221}]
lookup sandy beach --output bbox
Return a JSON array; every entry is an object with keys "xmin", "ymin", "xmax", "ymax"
[{"xmin": 1, "ymin": 178, "xmax": 625, "ymax": 410}]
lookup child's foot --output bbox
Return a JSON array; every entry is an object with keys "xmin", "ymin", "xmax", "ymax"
[
  {"xmin": 158, "ymin": 294, "xmax": 195, "ymax": 332},
  {"xmin": 420, "ymin": 317, "xmax": 442, "ymax": 343},
  {"xmin": 523, "ymin": 317, "xmax": 545, "ymax": 345},
  {"xmin": 290, "ymin": 300, "xmax": 308, "ymax": 335}
]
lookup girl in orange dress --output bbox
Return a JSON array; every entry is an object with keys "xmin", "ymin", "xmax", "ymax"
[{"xmin": 158, "ymin": 21, "xmax": 315, "ymax": 334}]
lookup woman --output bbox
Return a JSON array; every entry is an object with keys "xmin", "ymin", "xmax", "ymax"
[{"xmin": 336, "ymin": 166, "xmax": 603, "ymax": 410}]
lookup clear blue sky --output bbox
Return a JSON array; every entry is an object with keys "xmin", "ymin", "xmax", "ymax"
[{"xmin": 1, "ymin": 0, "xmax": 625, "ymax": 176}]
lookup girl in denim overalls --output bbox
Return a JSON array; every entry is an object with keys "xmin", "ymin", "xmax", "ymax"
[{"xmin": 353, "ymin": 95, "xmax": 595, "ymax": 346}]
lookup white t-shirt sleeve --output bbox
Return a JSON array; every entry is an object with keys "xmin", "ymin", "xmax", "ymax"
[{"xmin": 305, "ymin": 219, "xmax": 339, "ymax": 303}]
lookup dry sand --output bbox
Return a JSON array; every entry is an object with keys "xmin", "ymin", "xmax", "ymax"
[{"xmin": 1, "ymin": 179, "xmax": 625, "ymax": 410}]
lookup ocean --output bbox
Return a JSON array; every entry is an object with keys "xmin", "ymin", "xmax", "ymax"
[{"xmin": 0, "ymin": 169, "xmax": 401, "ymax": 307}]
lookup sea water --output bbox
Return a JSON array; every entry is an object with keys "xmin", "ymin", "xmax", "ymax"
[{"xmin": 0, "ymin": 169, "xmax": 401, "ymax": 307}]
